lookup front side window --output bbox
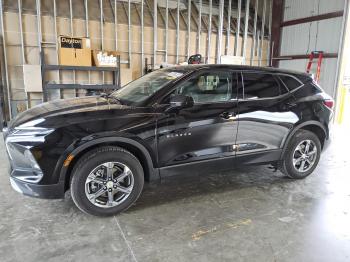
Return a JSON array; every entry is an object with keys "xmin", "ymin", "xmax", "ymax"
[
  {"xmin": 111, "ymin": 69, "xmax": 184, "ymax": 104},
  {"xmin": 173, "ymin": 71, "xmax": 234, "ymax": 104},
  {"xmin": 242, "ymin": 73, "xmax": 287, "ymax": 99}
]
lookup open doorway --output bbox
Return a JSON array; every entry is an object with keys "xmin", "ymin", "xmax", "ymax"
[{"xmin": 335, "ymin": 3, "xmax": 350, "ymax": 130}]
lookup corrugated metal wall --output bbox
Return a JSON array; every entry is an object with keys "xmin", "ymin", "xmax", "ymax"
[{"xmin": 279, "ymin": 0, "xmax": 346, "ymax": 96}]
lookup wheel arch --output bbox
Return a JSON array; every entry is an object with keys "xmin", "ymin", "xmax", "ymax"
[
  {"xmin": 280, "ymin": 121, "xmax": 327, "ymax": 159},
  {"xmin": 60, "ymin": 137, "xmax": 160, "ymax": 192}
]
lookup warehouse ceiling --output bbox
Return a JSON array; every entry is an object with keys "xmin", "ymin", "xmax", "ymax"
[{"xmin": 3, "ymin": 0, "xmax": 270, "ymax": 35}]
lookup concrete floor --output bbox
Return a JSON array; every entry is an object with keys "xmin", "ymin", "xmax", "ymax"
[{"xmin": 1, "ymin": 125, "xmax": 350, "ymax": 262}]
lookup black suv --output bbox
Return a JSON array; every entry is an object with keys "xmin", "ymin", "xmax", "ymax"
[{"xmin": 3, "ymin": 65, "xmax": 333, "ymax": 216}]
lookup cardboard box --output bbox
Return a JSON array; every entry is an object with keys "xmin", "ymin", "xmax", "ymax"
[
  {"xmin": 58, "ymin": 36, "xmax": 92, "ymax": 66},
  {"xmin": 92, "ymin": 50, "xmax": 120, "ymax": 67}
]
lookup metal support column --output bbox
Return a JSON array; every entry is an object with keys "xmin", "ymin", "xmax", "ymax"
[
  {"xmin": 53, "ymin": 0, "xmax": 62, "ymax": 98},
  {"xmin": 153, "ymin": 0, "xmax": 157, "ymax": 66},
  {"xmin": 225, "ymin": 0, "xmax": 232, "ymax": 55},
  {"xmin": 128, "ymin": 0, "xmax": 132, "ymax": 68},
  {"xmin": 141, "ymin": 0, "xmax": 144, "ymax": 74},
  {"xmin": 259, "ymin": 0, "xmax": 266, "ymax": 66},
  {"xmin": 267, "ymin": 0, "xmax": 273, "ymax": 66},
  {"xmin": 187, "ymin": 0, "xmax": 191, "ymax": 59},
  {"xmin": 257, "ymin": 29, "xmax": 261, "ymax": 61},
  {"xmin": 234, "ymin": 0, "xmax": 241, "ymax": 56},
  {"xmin": 216, "ymin": 0, "xmax": 224, "ymax": 63},
  {"xmin": 250, "ymin": 0, "xmax": 258, "ymax": 65},
  {"xmin": 100, "ymin": 0, "xmax": 105, "ymax": 83},
  {"xmin": 69, "ymin": 0, "xmax": 77, "ymax": 95},
  {"xmin": 114, "ymin": 0, "xmax": 118, "ymax": 50},
  {"xmin": 85, "ymin": 0, "xmax": 91, "ymax": 84},
  {"xmin": 165, "ymin": 0, "xmax": 168, "ymax": 63},
  {"xmin": 242, "ymin": 0, "xmax": 250, "ymax": 59},
  {"xmin": 206, "ymin": 0, "xmax": 212, "ymax": 63},
  {"xmin": 18, "ymin": 0, "xmax": 29, "ymax": 109},
  {"xmin": 197, "ymin": 0, "xmax": 202, "ymax": 54},
  {"xmin": 0, "ymin": 0, "xmax": 11, "ymax": 119},
  {"xmin": 271, "ymin": 0, "xmax": 284, "ymax": 67},
  {"xmin": 176, "ymin": 0, "xmax": 180, "ymax": 64},
  {"xmin": 36, "ymin": 0, "xmax": 42, "ymax": 104}
]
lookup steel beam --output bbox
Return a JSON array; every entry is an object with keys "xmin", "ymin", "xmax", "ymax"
[
  {"xmin": 18, "ymin": 0, "xmax": 29, "ymax": 109},
  {"xmin": 242, "ymin": 0, "xmax": 250, "ymax": 58},
  {"xmin": 187, "ymin": 0, "xmax": 191, "ymax": 59},
  {"xmin": 206, "ymin": 0, "xmax": 212, "ymax": 63},
  {"xmin": 84, "ymin": 0, "xmax": 91, "ymax": 86},
  {"xmin": 282, "ymin": 11, "xmax": 344, "ymax": 27},
  {"xmin": 259, "ymin": 0, "xmax": 266, "ymax": 66},
  {"xmin": 176, "ymin": 0, "xmax": 180, "ymax": 64},
  {"xmin": 36, "ymin": 0, "xmax": 42, "ymax": 54},
  {"xmin": 234, "ymin": 0, "xmax": 241, "ymax": 56},
  {"xmin": 141, "ymin": 0, "xmax": 144, "ymax": 74},
  {"xmin": 53, "ymin": 0, "xmax": 62, "ymax": 98},
  {"xmin": 250, "ymin": 0, "xmax": 258, "ymax": 65},
  {"xmin": 153, "ymin": 0, "xmax": 157, "ymax": 66},
  {"xmin": 225, "ymin": 0, "xmax": 232, "ymax": 55},
  {"xmin": 197, "ymin": 0, "xmax": 202, "ymax": 54},
  {"xmin": 165, "ymin": 0, "xmax": 168, "ymax": 63},
  {"xmin": 128, "ymin": 0, "xmax": 131, "ymax": 68},
  {"xmin": 271, "ymin": 0, "xmax": 284, "ymax": 67},
  {"xmin": 0, "ymin": 0, "xmax": 11, "ymax": 119},
  {"xmin": 114, "ymin": 0, "xmax": 118, "ymax": 50},
  {"xmin": 69, "ymin": 0, "xmax": 77, "ymax": 96},
  {"xmin": 267, "ymin": 0, "xmax": 272, "ymax": 66},
  {"xmin": 216, "ymin": 0, "xmax": 224, "ymax": 63}
]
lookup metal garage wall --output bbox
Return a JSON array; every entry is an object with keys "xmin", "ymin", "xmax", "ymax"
[
  {"xmin": 279, "ymin": 58, "xmax": 338, "ymax": 95},
  {"xmin": 279, "ymin": 0, "xmax": 346, "ymax": 97},
  {"xmin": 0, "ymin": 0, "xmax": 272, "ymax": 120},
  {"xmin": 283, "ymin": 0, "xmax": 344, "ymax": 21}
]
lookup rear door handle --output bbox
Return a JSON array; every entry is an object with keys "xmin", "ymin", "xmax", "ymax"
[{"xmin": 220, "ymin": 112, "xmax": 235, "ymax": 119}]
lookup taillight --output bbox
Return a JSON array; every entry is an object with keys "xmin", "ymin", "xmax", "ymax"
[{"xmin": 324, "ymin": 99, "xmax": 334, "ymax": 109}]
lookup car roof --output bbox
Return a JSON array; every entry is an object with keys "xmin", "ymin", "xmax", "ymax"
[{"xmin": 165, "ymin": 64, "xmax": 311, "ymax": 81}]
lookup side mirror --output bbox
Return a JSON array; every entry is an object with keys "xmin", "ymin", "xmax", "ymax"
[{"xmin": 166, "ymin": 94, "xmax": 194, "ymax": 113}]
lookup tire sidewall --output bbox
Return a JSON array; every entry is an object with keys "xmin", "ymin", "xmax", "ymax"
[
  {"xmin": 71, "ymin": 148, "xmax": 144, "ymax": 216},
  {"xmin": 284, "ymin": 130, "xmax": 321, "ymax": 179}
]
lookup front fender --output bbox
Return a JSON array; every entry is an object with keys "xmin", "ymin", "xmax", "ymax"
[{"xmin": 53, "ymin": 133, "xmax": 159, "ymax": 186}]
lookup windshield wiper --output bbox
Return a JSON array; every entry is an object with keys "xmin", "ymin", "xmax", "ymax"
[{"xmin": 100, "ymin": 93, "xmax": 122, "ymax": 104}]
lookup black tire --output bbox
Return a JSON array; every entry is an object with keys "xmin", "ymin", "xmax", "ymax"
[
  {"xmin": 70, "ymin": 146, "xmax": 144, "ymax": 216},
  {"xmin": 279, "ymin": 130, "xmax": 321, "ymax": 179}
]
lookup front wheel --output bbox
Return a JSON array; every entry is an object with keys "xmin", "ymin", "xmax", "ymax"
[
  {"xmin": 70, "ymin": 146, "xmax": 144, "ymax": 216},
  {"xmin": 280, "ymin": 130, "xmax": 321, "ymax": 179}
]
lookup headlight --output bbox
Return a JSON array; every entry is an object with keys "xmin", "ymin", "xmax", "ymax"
[{"xmin": 7, "ymin": 127, "xmax": 54, "ymax": 143}]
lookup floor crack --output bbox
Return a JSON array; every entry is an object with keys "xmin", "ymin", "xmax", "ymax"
[{"xmin": 113, "ymin": 216, "xmax": 138, "ymax": 262}]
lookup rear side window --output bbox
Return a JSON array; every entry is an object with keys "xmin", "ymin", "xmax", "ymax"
[
  {"xmin": 242, "ymin": 73, "xmax": 287, "ymax": 99},
  {"xmin": 279, "ymin": 75, "xmax": 302, "ymax": 91}
]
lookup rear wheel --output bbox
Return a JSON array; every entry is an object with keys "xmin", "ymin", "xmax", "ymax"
[
  {"xmin": 70, "ymin": 146, "xmax": 144, "ymax": 216},
  {"xmin": 280, "ymin": 130, "xmax": 321, "ymax": 179}
]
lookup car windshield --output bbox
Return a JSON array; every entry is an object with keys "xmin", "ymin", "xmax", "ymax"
[{"xmin": 110, "ymin": 69, "xmax": 185, "ymax": 105}]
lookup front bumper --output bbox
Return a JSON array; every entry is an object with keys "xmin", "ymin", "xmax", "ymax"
[
  {"xmin": 4, "ymin": 127, "xmax": 65, "ymax": 199},
  {"xmin": 9, "ymin": 175, "xmax": 65, "ymax": 199}
]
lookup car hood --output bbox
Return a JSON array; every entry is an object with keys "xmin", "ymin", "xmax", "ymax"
[{"xmin": 9, "ymin": 96, "xmax": 130, "ymax": 128}]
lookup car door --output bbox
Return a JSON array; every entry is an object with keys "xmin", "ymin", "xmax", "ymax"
[
  {"xmin": 156, "ymin": 69, "xmax": 240, "ymax": 176},
  {"xmin": 235, "ymin": 71, "xmax": 299, "ymax": 163}
]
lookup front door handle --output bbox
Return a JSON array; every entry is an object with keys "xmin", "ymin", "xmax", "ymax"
[{"xmin": 220, "ymin": 112, "xmax": 234, "ymax": 119}]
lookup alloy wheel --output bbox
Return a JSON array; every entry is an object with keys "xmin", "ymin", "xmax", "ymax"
[
  {"xmin": 292, "ymin": 140, "xmax": 318, "ymax": 173},
  {"xmin": 85, "ymin": 162, "xmax": 134, "ymax": 208}
]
